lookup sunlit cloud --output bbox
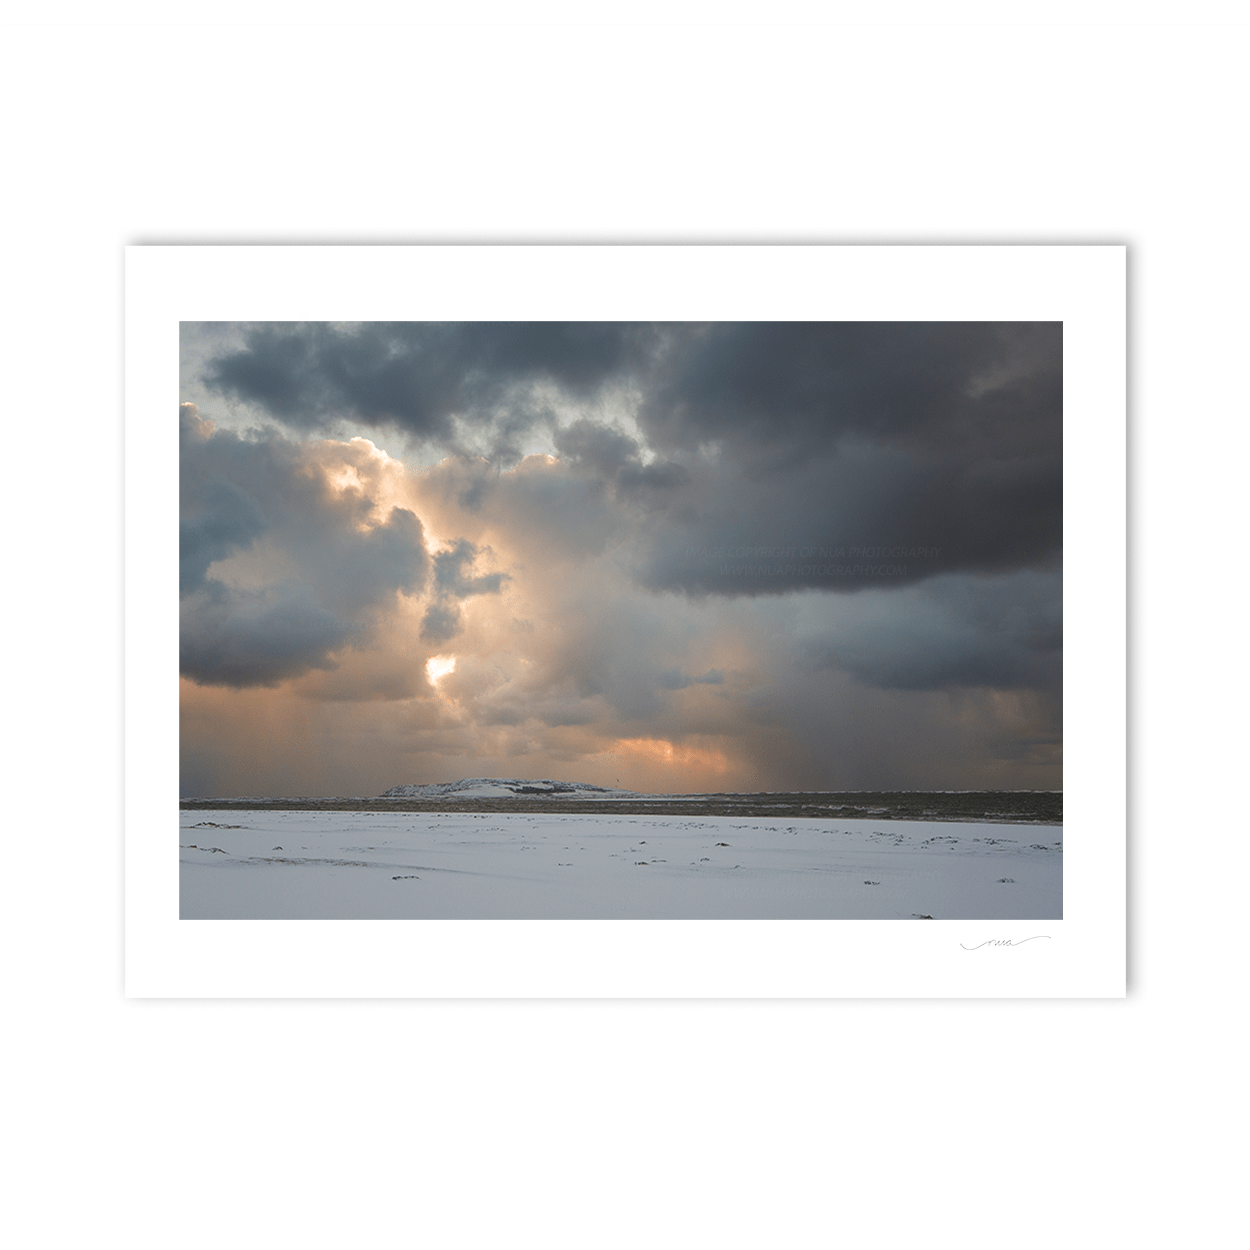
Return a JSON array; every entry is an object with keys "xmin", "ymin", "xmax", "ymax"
[{"xmin": 426, "ymin": 654, "xmax": 457, "ymax": 685}]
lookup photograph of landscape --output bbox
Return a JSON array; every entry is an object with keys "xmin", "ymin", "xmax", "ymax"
[{"xmin": 179, "ymin": 320, "xmax": 1062, "ymax": 920}]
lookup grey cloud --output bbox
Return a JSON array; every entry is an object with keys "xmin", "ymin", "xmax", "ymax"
[
  {"xmin": 415, "ymin": 539, "xmax": 509, "ymax": 644},
  {"xmin": 658, "ymin": 667, "xmax": 725, "ymax": 690},
  {"xmin": 179, "ymin": 401, "xmax": 278, "ymax": 592},
  {"xmin": 181, "ymin": 581, "xmax": 352, "ymax": 688},
  {"xmin": 795, "ymin": 569, "xmax": 1062, "ymax": 692},
  {"xmin": 553, "ymin": 419, "xmax": 690, "ymax": 499},
  {"xmin": 201, "ymin": 321, "xmax": 654, "ymax": 445},
  {"xmin": 179, "ymin": 478, "xmax": 266, "ymax": 593},
  {"xmin": 180, "ymin": 408, "xmax": 429, "ymax": 687},
  {"xmin": 616, "ymin": 460, "xmax": 690, "ymax": 494},
  {"xmin": 456, "ymin": 474, "xmax": 493, "ymax": 512},
  {"xmin": 432, "ymin": 539, "xmax": 508, "ymax": 598},
  {"xmin": 554, "ymin": 421, "xmax": 638, "ymax": 475},
  {"xmin": 420, "ymin": 603, "xmax": 462, "ymax": 644}
]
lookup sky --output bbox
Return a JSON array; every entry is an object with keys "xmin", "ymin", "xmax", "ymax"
[{"xmin": 179, "ymin": 321, "xmax": 1062, "ymax": 797}]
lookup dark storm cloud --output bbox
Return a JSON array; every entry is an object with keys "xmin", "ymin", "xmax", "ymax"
[
  {"xmin": 638, "ymin": 323, "xmax": 1059, "ymax": 455},
  {"xmin": 631, "ymin": 322, "xmax": 1061, "ymax": 594},
  {"xmin": 553, "ymin": 419, "xmax": 690, "ymax": 498},
  {"xmin": 201, "ymin": 321, "xmax": 653, "ymax": 443},
  {"xmin": 795, "ymin": 569, "xmax": 1063, "ymax": 693},
  {"xmin": 179, "ymin": 404, "xmax": 428, "ymax": 687},
  {"xmin": 553, "ymin": 420, "xmax": 639, "ymax": 476},
  {"xmin": 635, "ymin": 440, "xmax": 1061, "ymax": 595}
]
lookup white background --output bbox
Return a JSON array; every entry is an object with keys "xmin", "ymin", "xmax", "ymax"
[
  {"xmin": 127, "ymin": 245, "xmax": 1123, "ymax": 997},
  {"xmin": 6, "ymin": 4, "xmax": 1244, "ymax": 1247}
]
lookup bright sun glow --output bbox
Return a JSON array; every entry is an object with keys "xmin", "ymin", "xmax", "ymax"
[
  {"xmin": 326, "ymin": 464, "xmax": 363, "ymax": 494},
  {"xmin": 426, "ymin": 655, "xmax": 456, "ymax": 684}
]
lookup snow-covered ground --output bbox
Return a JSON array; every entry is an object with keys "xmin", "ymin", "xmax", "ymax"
[{"xmin": 181, "ymin": 810, "xmax": 1061, "ymax": 920}]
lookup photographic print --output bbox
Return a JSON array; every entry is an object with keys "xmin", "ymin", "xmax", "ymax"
[
  {"xmin": 177, "ymin": 318, "xmax": 1062, "ymax": 920},
  {"xmin": 126, "ymin": 246, "xmax": 1123, "ymax": 996}
]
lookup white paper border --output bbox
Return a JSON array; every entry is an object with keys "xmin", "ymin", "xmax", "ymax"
[{"xmin": 125, "ymin": 245, "xmax": 1124, "ymax": 997}]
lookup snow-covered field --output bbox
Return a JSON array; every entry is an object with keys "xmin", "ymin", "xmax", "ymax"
[{"xmin": 181, "ymin": 809, "xmax": 1061, "ymax": 920}]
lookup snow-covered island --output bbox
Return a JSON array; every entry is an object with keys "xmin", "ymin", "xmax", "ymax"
[{"xmin": 380, "ymin": 777, "xmax": 640, "ymax": 799}]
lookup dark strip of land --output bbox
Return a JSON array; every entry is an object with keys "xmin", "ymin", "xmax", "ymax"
[{"xmin": 180, "ymin": 791, "xmax": 1062, "ymax": 825}]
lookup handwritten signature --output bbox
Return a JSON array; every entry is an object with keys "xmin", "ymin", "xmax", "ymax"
[{"xmin": 960, "ymin": 936, "xmax": 1051, "ymax": 950}]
